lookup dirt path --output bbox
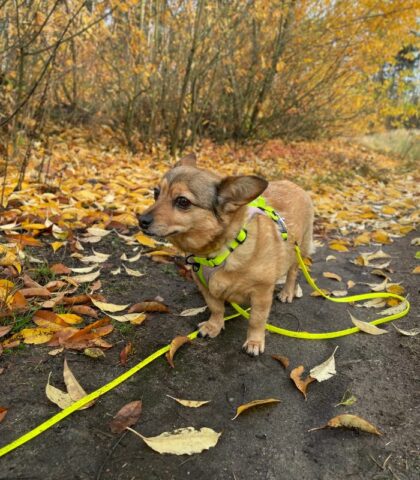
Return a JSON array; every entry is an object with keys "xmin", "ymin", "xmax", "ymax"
[{"xmin": 1, "ymin": 231, "xmax": 419, "ymax": 480}]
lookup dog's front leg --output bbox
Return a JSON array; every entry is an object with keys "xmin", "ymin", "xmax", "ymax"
[
  {"xmin": 197, "ymin": 286, "xmax": 226, "ymax": 339},
  {"xmin": 243, "ymin": 287, "xmax": 273, "ymax": 356}
]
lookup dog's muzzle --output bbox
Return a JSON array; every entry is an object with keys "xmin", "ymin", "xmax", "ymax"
[{"xmin": 138, "ymin": 213, "xmax": 153, "ymax": 230}]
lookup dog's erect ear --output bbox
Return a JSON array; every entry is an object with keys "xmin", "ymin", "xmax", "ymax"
[
  {"xmin": 174, "ymin": 152, "xmax": 197, "ymax": 168},
  {"xmin": 216, "ymin": 175, "xmax": 268, "ymax": 212}
]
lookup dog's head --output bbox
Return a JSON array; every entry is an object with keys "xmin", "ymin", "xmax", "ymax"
[{"xmin": 138, "ymin": 153, "xmax": 268, "ymax": 253}]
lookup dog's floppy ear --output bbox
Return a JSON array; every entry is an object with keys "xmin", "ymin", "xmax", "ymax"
[
  {"xmin": 216, "ymin": 175, "xmax": 268, "ymax": 212},
  {"xmin": 174, "ymin": 152, "xmax": 197, "ymax": 168}
]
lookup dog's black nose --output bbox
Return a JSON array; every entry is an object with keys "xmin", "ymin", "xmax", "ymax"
[{"xmin": 139, "ymin": 213, "xmax": 153, "ymax": 230}]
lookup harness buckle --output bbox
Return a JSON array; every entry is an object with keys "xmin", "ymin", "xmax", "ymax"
[{"xmin": 185, "ymin": 255, "xmax": 200, "ymax": 272}]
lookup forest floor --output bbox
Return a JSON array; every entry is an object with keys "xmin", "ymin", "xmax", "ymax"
[{"xmin": 0, "ymin": 129, "xmax": 419, "ymax": 479}]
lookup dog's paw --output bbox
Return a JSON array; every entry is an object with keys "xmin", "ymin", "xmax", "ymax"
[
  {"xmin": 278, "ymin": 288, "xmax": 294, "ymax": 303},
  {"xmin": 242, "ymin": 338, "xmax": 265, "ymax": 356},
  {"xmin": 198, "ymin": 320, "xmax": 223, "ymax": 338}
]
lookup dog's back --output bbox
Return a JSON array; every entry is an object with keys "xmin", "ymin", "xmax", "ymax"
[{"xmin": 264, "ymin": 180, "xmax": 314, "ymax": 257}]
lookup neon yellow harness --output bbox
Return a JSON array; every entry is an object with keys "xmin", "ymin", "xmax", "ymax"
[{"xmin": 187, "ymin": 195, "xmax": 410, "ymax": 339}]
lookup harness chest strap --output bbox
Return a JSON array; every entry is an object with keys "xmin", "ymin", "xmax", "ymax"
[{"xmin": 186, "ymin": 196, "xmax": 288, "ymax": 287}]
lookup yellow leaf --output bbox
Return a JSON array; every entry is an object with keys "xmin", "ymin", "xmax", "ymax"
[
  {"xmin": 90, "ymin": 297, "xmax": 130, "ymax": 312},
  {"xmin": 323, "ymin": 272, "xmax": 342, "ymax": 282},
  {"xmin": 232, "ymin": 398, "xmax": 280, "ymax": 420},
  {"xmin": 329, "ymin": 241, "xmax": 349, "ymax": 252},
  {"xmin": 353, "ymin": 232, "xmax": 370, "ymax": 246},
  {"xmin": 309, "ymin": 414, "xmax": 382, "ymax": 435},
  {"xmin": 371, "ymin": 230, "xmax": 391, "ymax": 244},
  {"xmin": 166, "ymin": 395, "xmax": 210, "ymax": 408},
  {"xmin": 51, "ymin": 241, "xmax": 66, "ymax": 252},
  {"xmin": 57, "ymin": 313, "xmax": 83, "ymax": 325},
  {"xmin": 386, "ymin": 283, "xmax": 404, "ymax": 295},
  {"xmin": 134, "ymin": 232, "xmax": 158, "ymax": 248},
  {"xmin": 20, "ymin": 327, "xmax": 56, "ymax": 344},
  {"xmin": 412, "ymin": 266, "xmax": 420, "ymax": 274}
]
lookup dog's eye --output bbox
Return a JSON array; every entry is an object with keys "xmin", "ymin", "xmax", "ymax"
[
  {"xmin": 153, "ymin": 187, "xmax": 160, "ymax": 200},
  {"xmin": 174, "ymin": 196, "xmax": 191, "ymax": 210}
]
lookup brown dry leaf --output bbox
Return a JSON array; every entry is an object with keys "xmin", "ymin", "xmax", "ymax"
[
  {"xmin": 326, "ymin": 255, "xmax": 337, "ymax": 262},
  {"xmin": 129, "ymin": 313, "xmax": 147, "ymax": 325},
  {"xmin": 166, "ymin": 395, "xmax": 211, "ymax": 408},
  {"xmin": 62, "ymin": 294, "xmax": 91, "ymax": 305},
  {"xmin": 309, "ymin": 414, "xmax": 382, "ymax": 435},
  {"xmin": 70, "ymin": 265, "xmax": 98, "ymax": 274},
  {"xmin": 290, "ymin": 365, "xmax": 315, "ymax": 399},
  {"xmin": 309, "ymin": 346, "xmax": 338, "ymax": 382},
  {"xmin": 63, "ymin": 358, "xmax": 94, "ymax": 408},
  {"xmin": 0, "ymin": 326, "xmax": 12, "ymax": 338},
  {"xmin": 349, "ymin": 313, "xmax": 388, "ymax": 335},
  {"xmin": 347, "ymin": 280, "xmax": 356, "ymax": 289},
  {"xmin": 378, "ymin": 300, "xmax": 408, "ymax": 316},
  {"xmin": 128, "ymin": 301, "xmax": 169, "ymax": 313},
  {"xmin": 165, "ymin": 336, "xmax": 191, "ymax": 368},
  {"xmin": 232, "ymin": 398, "xmax": 280, "ymax": 420},
  {"xmin": 20, "ymin": 287, "xmax": 52, "ymax": 298},
  {"xmin": 271, "ymin": 354, "xmax": 290, "ymax": 369},
  {"xmin": 331, "ymin": 290, "xmax": 348, "ymax": 297},
  {"xmin": 119, "ymin": 342, "xmax": 133, "ymax": 365},
  {"xmin": 110, "ymin": 400, "xmax": 142, "ymax": 434},
  {"xmin": 127, "ymin": 426, "xmax": 221, "ymax": 455},
  {"xmin": 323, "ymin": 272, "xmax": 342, "ymax": 282},
  {"xmin": 70, "ymin": 305, "xmax": 98, "ymax": 318},
  {"xmin": 0, "ymin": 406, "xmax": 8, "ymax": 423},
  {"xmin": 412, "ymin": 266, "xmax": 420, "ymax": 274}
]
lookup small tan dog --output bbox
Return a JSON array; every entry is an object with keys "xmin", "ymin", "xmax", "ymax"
[{"xmin": 139, "ymin": 154, "xmax": 314, "ymax": 356}]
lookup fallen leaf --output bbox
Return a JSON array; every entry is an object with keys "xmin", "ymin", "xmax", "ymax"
[
  {"xmin": 124, "ymin": 252, "xmax": 142, "ymax": 263},
  {"xmin": 120, "ymin": 342, "xmax": 133, "ymax": 365},
  {"xmin": 392, "ymin": 324, "xmax": 420, "ymax": 336},
  {"xmin": 271, "ymin": 354, "xmax": 290, "ymax": 369},
  {"xmin": 410, "ymin": 237, "xmax": 420, "ymax": 246},
  {"xmin": 356, "ymin": 298, "xmax": 387, "ymax": 309},
  {"xmin": 179, "ymin": 306, "xmax": 207, "ymax": 316},
  {"xmin": 309, "ymin": 414, "xmax": 382, "ymax": 435},
  {"xmin": 134, "ymin": 232, "xmax": 158, "ymax": 248},
  {"xmin": 110, "ymin": 400, "xmax": 142, "ymax": 434},
  {"xmin": 412, "ymin": 266, "xmax": 420, "ymax": 274},
  {"xmin": 326, "ymin": 255, "xmax": 337, "ymax": 262},
  {"xmin": 232, "ymin": 398, "xmax": 280, "ymax": 420},
  {"xmin": 349, "ymin": 313, "xmax": 388, "ymax": 335},
  {"xmin": 331, "ymin": 290, "xmax": 348, "ymax": 297},
  {"xmin": 310, "ymin": 346, "xmax": 338, "ymax": 382},
  {"xmin": 63, "ymin": 358, "xmax": 94, "ymax": 408},
  {"xmin": 323, "ymin": 272, "xmax": 342, "ymax": 282},
  {"xmin": 68, "ymin": 270, "xmax": 101, "ymax": 283},
  {"xmin": 57, "ymin": 313, "xmax": 83, "ymax": 325},
  {"xmin": 347, "ymin": 280, "xmax": 356, "ymax": 289},
  {"xmin": 70, "ymin": 265, "xmax": 98, "ymax": 274},
  {"xmin": 290, "ymin": 366, "xmax": 315, "ymax": 399},
  {"xmin": 111, "ymin": 266, "xmax": 121, "ymax": 275},
  {"xmin": 0, "ymin": 407, "xmax": 8, "ymax": 423},
  {"xmin": 386, "ymin": 283, "xmax": 405, "ymax": 295},
  {"xmin": 329, "ymin": 241, "xmax": 349, "ymax": 252},
  {"xmin": 84, "ymin": 347, "xmax": 106, "ymax": 359},
  {"xmin": 90, "ymin": 297, "xmax": 130, "ymax": 312},
  {"xmin": 51, "ymin": 241, "xmax": 66, "ymax": 252},
  {"xmin": 166, "ymin": 336, "xmax": 191, "ymax": 368},
  {"xmin": 86, "ymin": 227, "xmax": 111, "ymax": 237},
  {"xmin": 0, "ymin": 326, "xmax": 12, "ymax": 338},
  {"xmin": 353, "ymin": 232, "xmax": 371, "ymax": 246},
  {"xmin": 80, "ymin": 253, "xmax": 110, "ymax": 264},
  {"xmin": 50, "ymin": 263, "xmax": 72, "ymax": 275},
  {"xmin": 70, "ymin": 305, "xmax": 98, "ymax": 318},
  {"xmin": 46, "ymin": 373, "xmax": 74, "ymax": 409},
  {"xmin": 127, "ymin": 426, "xmax": 221, "ymax": 455},
  {"xmin": 377, "ymin": 300, "xmax": 408, "ymax": 316},
  {"xmin": 371, "ymin": 230, "xmax": 391, "ymax": 244},
  {"xmin": 166, "ymin": 395, "xmax": 211, "ymax": 408},
  {"xmin": 20, "ymin": 327, "xmax": 56, "ymax": 344},
  {"xmin": 122, "ymin": 265, "xmax": 144, "ymax": 277},
  {"xmin": 20, "ymin": 287, "xmax": 52, "ymax": 298},
  {"xmin": 48, "ymin": 347, "xmax": 64, "ymax": 356},
  {"xmin": 128, "ymin": 301, "xmax": 169, "ymax": 313},
  {"xmin": 335, "ymin": 391, "xmax": 357, "ymax": 407},
  {"xmin": 107, "ymin": 312, "xmax": 146, "ymax": 323}
]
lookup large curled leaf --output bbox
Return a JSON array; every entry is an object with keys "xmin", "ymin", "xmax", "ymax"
[{"xmin": 127, "ymin": 426, "xmax": 221, "ymax": 455}]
